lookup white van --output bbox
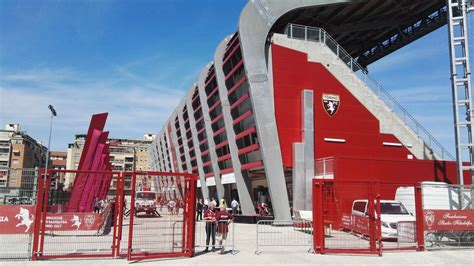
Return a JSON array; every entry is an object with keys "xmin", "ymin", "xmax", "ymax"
[
  {"xmin": 395, "ymin": 182, "xmax": 472, "ymax": 215},
  {"xmin": 352, "ymin": 199, "xmax": 415, "ymax": 239}
]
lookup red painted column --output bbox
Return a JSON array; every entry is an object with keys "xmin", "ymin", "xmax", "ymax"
[
  {"xmin": 415, "ymin": 184, "xmax": 425, "ymax": 251},
  {"xmin": 312, "ymin": 179, "xmax": 324, "ymax": 254}
]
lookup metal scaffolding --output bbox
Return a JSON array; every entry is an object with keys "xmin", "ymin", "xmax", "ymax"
[{"xmin": 447, "ymin": 0, "xmax": 474, "ymax": 185}]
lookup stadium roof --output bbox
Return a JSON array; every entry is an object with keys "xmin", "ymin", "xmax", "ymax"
[{"xmin": 269, "ymin": 0, "xmax": 447, "ymax": 67}]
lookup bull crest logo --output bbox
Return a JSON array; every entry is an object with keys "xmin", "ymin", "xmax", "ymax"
[
  {"xmin": 15, "ymin": 207, "xmax": 34, "ymax": 233},
  {"xmin": 424, "ymin": 210, "xmax": 435, "ymax": 227},
  {"xmin": 322, "ymin": 94, "xmax": 340, "ymax": 116},
  {"xmin": 84, "ymin": 215, "xmax": 95, "ymax": 229},
  {"xmin": 71, "ymin": 215, "xmax": 82, "ymax": 230}
]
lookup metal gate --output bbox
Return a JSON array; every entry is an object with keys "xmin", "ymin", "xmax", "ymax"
[
  {"xmin": 313, "ymin": 180, "xmax": 382, "ymax": 255},
  {"xmin": 32, "ymin": 169, "xmax": 121, "ymax": 260},
  {"xmin": 31, "ymin": 169, "xmax": 197, "ymax": 261},
  {"xmin": 127, "ymin": 171, "xmax": 197, "ymax": 260},
  {"xmin": 312, "ymin": 179, "xmax": 428, "ymax": 255}
]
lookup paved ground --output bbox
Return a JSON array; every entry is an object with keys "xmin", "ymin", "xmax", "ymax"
[{"xmin": 1, "ymin": 222, "xmax": 474, "ymax": 265}]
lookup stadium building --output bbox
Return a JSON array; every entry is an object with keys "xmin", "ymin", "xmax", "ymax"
[{"xmin": 149, "ymin": 0, "xmax": 472, "ymax": 220}]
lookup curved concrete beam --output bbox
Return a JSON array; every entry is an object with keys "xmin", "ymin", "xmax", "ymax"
[
  {"xmin": 214, "ymin": 36, "xmax": 257, "ymax": 215},
  {"xmin": 197, "ymin": 64, "xmax": 225, "ymax": 200},
  {"xmin": 238, "ymin": 0, "xmax": 351, "ymax": 220}
]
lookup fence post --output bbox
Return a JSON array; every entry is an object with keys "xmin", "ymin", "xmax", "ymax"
[
  {"xmin": 368, "ymin": 182, "xmax": 377, "ymax": 253},
  {"xmin": 375, "ymin": 183, "xmax": 383, "ymax": 256},
  {"xmin": 127, "ymin": 172, "xmax": 137, "ymax": 260},
  {"xmin": 31, "ymin": 170, "xmax": 45, "ymax": 261},
  {"xmin": 312, "ymin": 179, "xmax": 324, "ymax": 254},
  {"xmin": 186, "ymin": 174, "xmax": 197, "ymax": 257},
  {"xmin": 415, "ymin": 184, "xmax": 425, "ymax": 251}
]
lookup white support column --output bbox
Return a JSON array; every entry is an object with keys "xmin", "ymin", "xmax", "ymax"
[
  {"xmin": 197, "ymin": 65, "xmax": 225, "ymax": 200},
  {"xmin": 186, "ymin": 88, "xmax": 210, "ymax": 199},
  {"xmin": 292, "ymin": 142, "xmax": 306, "ymax": 211},
  {"xmin": 214, "ymin": 36, "xmax": 256, "ymax": 215},
  {"xmin": 302, "ymin": 90, "xmax": 315, "ymax": 210}
]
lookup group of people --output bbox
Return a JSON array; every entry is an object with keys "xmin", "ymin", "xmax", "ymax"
[
  {"xmin": 196, "ymin": 198, "xmax": 240, "ymax": 220},
  {"xmin": 93, "ymin": 197, "xmax": 109, "ymax": 213},
  {"xmin": 196, "ymin": 198, "xmax": 239, "ymax": 254}
]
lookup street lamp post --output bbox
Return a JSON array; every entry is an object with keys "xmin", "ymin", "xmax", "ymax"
[{"xmin": 43, "ymin": 105, "xmax": 57, "ymax": 186}]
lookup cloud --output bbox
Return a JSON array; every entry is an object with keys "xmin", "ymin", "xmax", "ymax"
[{"xmin": 0, "ymin": 67, "xmax": 185, "ymax": 150}]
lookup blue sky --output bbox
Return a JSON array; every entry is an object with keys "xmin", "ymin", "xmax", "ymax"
[{"xmin": 0, "ymin": 1, "xmax": 472, "ymax": 157}]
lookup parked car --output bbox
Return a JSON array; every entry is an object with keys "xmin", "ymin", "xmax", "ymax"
[
  {"xmin": 352, "ymin": 199, "xmax": 415, "ymax": 239},
  {"xmin": 134, "ymin": 191, "xmax": 158, "ymax": 216}
]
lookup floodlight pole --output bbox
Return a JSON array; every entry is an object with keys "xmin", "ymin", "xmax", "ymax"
[{"xmin": 43, "ymin": 105, "xmax": 57, "ymax": 184}]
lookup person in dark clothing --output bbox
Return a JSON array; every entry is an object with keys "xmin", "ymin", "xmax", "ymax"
[
  {"xmin": 196, "ymin": 199, "xmax": 203, "ymax": 221},
  {"xmin": 203, "ymin": 202, "xmax": 217, "ymax": 251}
]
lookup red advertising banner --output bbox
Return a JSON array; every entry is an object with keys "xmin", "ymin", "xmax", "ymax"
[
  {"xmin": 0, "ymin": 205, "xmax": 36, "ymax": 234},
  {"xmin": 0, "ymin": 205, "xmax": 105, "ymax": 234},
  {"xmin": 424, "ymin": 210, "xmax": 474, "ymax": 231},
  {"xmin": 44, "ymin": 212, "xmax": 102, "ymax": 231},
  {"xmin": 341, "ymin": 214, "xmax": 370, "ymax": 235}
]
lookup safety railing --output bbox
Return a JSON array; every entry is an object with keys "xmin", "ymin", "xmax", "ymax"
[
  {"xmin": 314, "ymin": 157, "xmax": 334, "ymax": 179},
  {"xmin": 285, "ymin": 24, "xmax": 454, "ymax": 161},
  {"xmin": 194, "ymin": 220, "xmax": 235, "ymax": 255},
  {"xmin": 256, "ymin": 220, "xmax": 313, "ymax": 254}
]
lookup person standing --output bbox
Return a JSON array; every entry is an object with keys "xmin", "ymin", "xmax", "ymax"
[
  {"xmin": 203, "ymin": 202, "xmax": 217, "ymax": 252},
  {"xmin": 215, "ymin": 203, "xmax": 234, "ymax": 254},
  {"xmin": 231, "ymin": 199, "xmax": 240, "ymax": 214},
  {"xmin": 203, "ymin": 198, "xmax": 209, "ymax": 211},
  {"xmin": 196, "ymin": 199, "xmax": 203, "ymax": 221},
  {"xmin": 210, "ymin": 198, "xmax": 217, "ymax": 208},
  {"xmin": 220, "ymin": 198, "xmax": 227, "ymax": 208},
  {"xmin": 93, "ymin": 197, "xmax": 100, "ymax": 213}
]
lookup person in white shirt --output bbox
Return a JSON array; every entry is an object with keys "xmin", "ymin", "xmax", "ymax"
[
  {"xmin": 231, "ymin": 199, "xmax": 240, "ymax": 214},
  {"xmin": 204, "ymin": 198, "xmax": 209, "ymax": 211},
  {"xmin": 210, "ymin": 198, "xmax": 217, "ymax": 207}
]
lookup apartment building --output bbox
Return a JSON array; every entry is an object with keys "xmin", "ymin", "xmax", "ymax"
[
  {"xmin": 65, "ymin": 134, "xmax": 155, "ymax": 195},
  {"xmin": 0, "ymin": 124, "xmax": 47, "ymax": 188}
]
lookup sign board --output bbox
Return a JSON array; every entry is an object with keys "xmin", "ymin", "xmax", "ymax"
[
  {"xmin": 0, "ymin": 205, "xmax": 105, "ymax": 234},
  {"xmin": 341, "ymin": 214, "xmax": 370, "ymax": 236},
  {"xmin": 206, "ymin": 177, "xmax": 216, "ymax": 186},
  {"xmin": 424, "ymin": 210, "xmax": 474, "ymax": 231},
  {"xmin": 221, "ymin": 172, "xmax": 236, "ymax": 184}
]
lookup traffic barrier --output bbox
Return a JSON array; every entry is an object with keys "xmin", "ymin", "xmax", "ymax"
[{"xmin": 255, "ymin": 220, "xmax": 313, "ymax": 254}]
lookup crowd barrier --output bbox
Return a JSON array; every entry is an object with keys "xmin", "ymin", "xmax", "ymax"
[{"xmin": 256, "ymin": 220, "xmax": 313, "ymax": 254}]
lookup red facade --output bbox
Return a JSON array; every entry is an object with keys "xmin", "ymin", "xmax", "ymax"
[{"xmin": 271, "ymin": 43, "xmax": 471, "ymax": 186}]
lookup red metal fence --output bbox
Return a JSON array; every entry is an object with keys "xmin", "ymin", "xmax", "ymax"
[
  {"xmin": 312, "ymin": 179, "xmax": 427, "ymax": 255},
  {"xmin": 313, "ymin": 179, "xmax": 474, "ymax": 255},
  {"xmin": 29, "ymin": 169, "xmax": 197, "ymax": 261}
]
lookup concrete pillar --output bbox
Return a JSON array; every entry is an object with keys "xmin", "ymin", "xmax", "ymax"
[
  {"xmin": 302, "ymin": 90, "xmax": 315, "ymax": 210},
  {"xmin": 292, "ymin": 142, "xmax": 306, "ymax": 211},
  {"xmin": 214, "ymin": 36, "xmax": 256, "ymax": 215}
]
